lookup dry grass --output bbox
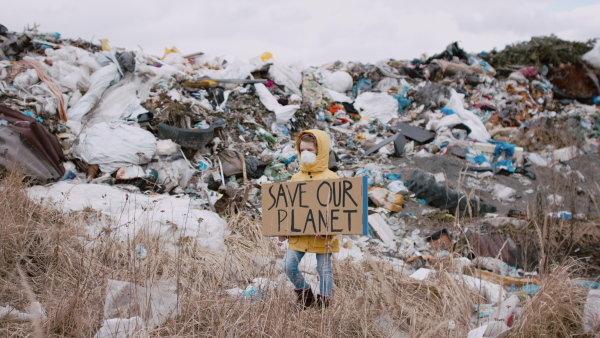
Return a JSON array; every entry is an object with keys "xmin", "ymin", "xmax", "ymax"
[
  {"xmin": 510, "ymin": 262, "xmax": 591, "ymax": 337},
  {"xmin": 1, "ymin": 171, "xmax": 598, "ymax": 337}
]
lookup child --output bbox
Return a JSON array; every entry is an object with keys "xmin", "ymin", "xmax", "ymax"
[{"xmin": 280, "ymin": 129, "xmax": 339, "ymax": 308}]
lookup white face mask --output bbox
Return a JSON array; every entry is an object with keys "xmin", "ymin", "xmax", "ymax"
[{"xmin": 300, "ymin": 150, "xmax": 317, "ymax": 164}]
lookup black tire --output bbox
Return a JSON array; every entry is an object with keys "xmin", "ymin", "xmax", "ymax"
[{"xmin": 157, "ymin": 121, "xmax": 215, "ymax": 149}]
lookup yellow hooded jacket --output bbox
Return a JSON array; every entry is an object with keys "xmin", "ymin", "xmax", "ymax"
[{"xmin": 287, "ymin": 129, "xmax": 340, "ymax": 254}]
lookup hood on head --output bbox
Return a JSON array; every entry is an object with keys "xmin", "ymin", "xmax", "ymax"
[{"xmin": 295, "ymin": 129, "xmax": 330, "ymax": 173}]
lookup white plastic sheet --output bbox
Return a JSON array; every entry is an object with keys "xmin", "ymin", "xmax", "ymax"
[
  {"xmin": 76, "ymin": 122, "xmax": 156, "ymax": 173},
  {"xmin": 409, "ymin": 268, "xmax": 505, "ymax": 304},
  {"xmin": 584, "ymin": 289, "xmax": 600, "ymax": 333},
  {"xmin": 320, "ymin": 70, "xmax": 353, "ymax": 93},
  {"xmin": 325, "ymin": 88, "xmax": 352, "ymax": 103},
  {"xmin": 94, "ymin": 279, "xmax": 179, "ymax": 338},
  {"xmin": 13, "ymin": 68, "xmax": 39, "ymax": 90},
  {"xmin": 196, "ymin": 57, "xmax": 259, "ymax": 84},
  {"xmin": 85, "ymin": 77, "xmax": 149, "ymax": 125},
  {"xmin": 44, "ymin": 60, "xmax": 91, "ymax": 92},
  {"xmin": 27, "ymin": 181, "xmax": 231, "ymax": 252},
  {"xmin": 0, "ymin": 302, "xmax": 46, "ymax": 322},
  {"xmin": 376, "ymin": 77, "xmax": 399, "ymax": 93},
  {"xmin": 582, "ymin": 42, "xmax": 600, "ymax": 68},
  {"xmin": 45, "ymin": 45, "xmax": 101, "ymax": 76},
  {"xmin": 254, "ymin": 83, "xmax": 299, "ymax": 124},
  {"xmin": 94, "ymin": 317, "xmax": 148, "ymax": 338},
  {"xmin": 440, "ymin": 89, "xmax": 491, "ymax": 142},
  {"xmin": 353, "ymin": 92, "xmax": 398, "ymax": 124},
  {"xmin": 268, "ymin": 61, "xmax": 303, "ymax": 96},
  {"xmin": 67, "ymin": 63, "xmax": 119, "ymax": 122}
]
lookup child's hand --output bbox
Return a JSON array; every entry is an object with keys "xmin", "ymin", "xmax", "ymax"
[
  {"xmin": 278, "ymin": 236, "xmax": 288, "ymax": 242},
  {"xmin": 316, "ymin": 235, "xmax": 331, "ymax": 239}
]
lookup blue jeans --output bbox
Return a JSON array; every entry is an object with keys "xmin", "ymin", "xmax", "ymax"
[{"xmin": 282, "ymin": 249, "xmax": 333, "ymax": 298}]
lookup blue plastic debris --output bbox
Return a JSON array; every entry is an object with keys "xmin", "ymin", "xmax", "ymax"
[
  {"xmin": 282, "ymin": 155, "xmax": 297, "ymax": 165},
  {"xmin": 393, "ymin": 95, "xmax": 412, "ymax": 112},
  {"xmin": 198, "ymin": 160, "xmax": 210, "ymax": 171},
  {"xmin": 522, "ymin": 284, "xmax": 541, "ymax": 294},
  {"xmin": 61, "ymin": 171, "xmax": 77, "ymax": 181},
  {"xmin": 273, "ymin": 124, "xmax": 290, "ymax": 136},
  {"xmin": 468, "ymin": 154, "xmax": 489, "ymax": 164},
  {"xmin": 593, "ymin": 96, "xmax": 600, "ymax": 105},
  {"xmin": 135, "ymin": 244, "xmax": 147, "ymax": 259},
  {"xmin": 573, "ymin": 280, "xmax": 600, "ymax": 289},
  {"xmin": 548, "ymin": 211, "xmax": 572, "ymax": 220},
  {"xmin": 242, "ymin": 289, "xmax": 265, "ymax": 300},
  {"xmin": 385, "ymin": 173, "xmax": 402, "ymax": 181},
  {"xmin": 488, "ymin": 140, "xmax": 515, "ymax": 159},
  {"xmin": 416, "ymin": 199, "xmax": 428, "ymax": 205},
  {"xmin": 440, "ymin": 108, "xmax": 455, "ymax": 115},
  {"xmin": 346, "ymin": 138, "xmax": 358, "ymax": 150},
  {"xmin": 493, "ymin": 159, "xmax": 516, "ymax": 172},
  {"xmin": 474, "ymin": 304, "xmax": 495, "ymax": 318},
  {"xmin": 508, "ymin": 284, "xmax": 519, "ymax": 293},
  {"xmin": 22, "ymin": 111, "xmax": 44, "ymax": 123}
]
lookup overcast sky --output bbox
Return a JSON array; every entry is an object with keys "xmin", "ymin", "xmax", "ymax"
[{"xmin": 2, "ymin": 0, "xmax": 599, "ymax": 66}]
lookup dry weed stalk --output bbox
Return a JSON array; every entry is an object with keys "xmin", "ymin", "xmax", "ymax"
[
  {"xmin": 1, "ymin": 170, "xmax": 598, "ymax": 336},
  {"xmin": 511, "ymin": 261, "xmax": 590, "ymax": 337}
]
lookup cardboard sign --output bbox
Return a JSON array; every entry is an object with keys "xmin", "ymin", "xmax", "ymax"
[{"xmin": 261, "ymin": 176, "xmax": 368, "ymax": 236}]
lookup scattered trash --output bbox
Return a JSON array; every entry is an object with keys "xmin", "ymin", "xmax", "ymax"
[
  {"xmin": 583, "ymin": 289, "xmax": 600, "ymax": 333},
  {"xmin": 95, "ymin": 279, "xmax": 179, "ymax": 338},
  {"xmin": 0, "ymin": 302, "xmax": 46, "ymax": 323},
  {"xmin": 1, "ymin": 23, "xmax": 599, "ymax": 336},
  {"xmin": 408, "ymin": 170, "xmax": 497, "ymax": 216}
]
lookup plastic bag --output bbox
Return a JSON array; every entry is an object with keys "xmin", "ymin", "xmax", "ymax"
[
  {"xmin": 268, "ymin": 61, "xmax": 303, "ymax": 96},
  {"xmin": 325, "ymin": 88, "xmax": 352, "ymax": 103},
  {"xmin": 582, "ymin": 42, "xmax": 600, "ymax": 68},
  {"xmin": 443, "ymin": 89, "xmax": 490, "ymax": 141},
  {"xmin": 67, "ymin": 63, "xmax": 119, "ymax": 122},
  {"xmin": 584, "ymin": 289, "xmax": 600, "ymax": 333},
  {"xmin": 218, "ymin": 150, "xmax": 244, "ymax": 177},
  {"xmin": 13, "ymin": 68, "xmax": 39, "ymax": 90},
  {"xmin": 44, "ymin": 45, "xmax": 101, "ymax": 76},
  {"xmin": 76, "ymin": 122, "xmax": 157, "ymax": 173},
  {"xmin": 320, "ymin": 70, "xmax": 353, "ymax": 93},
  {"xmin": 94, "ymin": 279, "xmax": 179, "ymax": 338},
  {"xmin": 254, "ymin": 83, "xmax": 299, "ymax": 124},
  {"xmin": 353, "ymin": 92, "xmax": 398, "ymax": 124},
  {"xmin": 376, "ymin": 77, "xmax": 399, "ymax": 93},
  {"xmin": 85, "ymin": 77, "xmax": 149, "ymax": 125}
]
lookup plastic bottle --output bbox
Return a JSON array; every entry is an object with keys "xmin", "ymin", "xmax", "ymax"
[{"xmin": 256, "ymin": 127, "xmax": 276, "ymax": 144}]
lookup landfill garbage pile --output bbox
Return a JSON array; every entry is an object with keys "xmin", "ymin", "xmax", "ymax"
[{"xmin": 2, "ymin": 23, "xmax": 600, "ymax": 336}]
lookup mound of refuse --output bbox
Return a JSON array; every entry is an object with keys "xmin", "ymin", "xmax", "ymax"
[{"xmin": 2, "ymin": 23, "xmax": 600, "ymax": 336}]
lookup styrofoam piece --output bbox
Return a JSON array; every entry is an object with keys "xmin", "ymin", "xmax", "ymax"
[
  {"xmin": 552, "ymin": 146, "xmax": 578, "ymax": 162},
  {"xmin": 368, "ymin": 213, "xmax": 396, "ymax": 245},
  {"xmin": 409, "ymin": 268, "xmax": 432, "ymax": 280},
  {"xmin": 473, "ymin": 142, "xmax": 523, "ymax": 163},
  {"xmin": 526, "ymin": 153, "xmax": 548, "ymax": 166}
]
